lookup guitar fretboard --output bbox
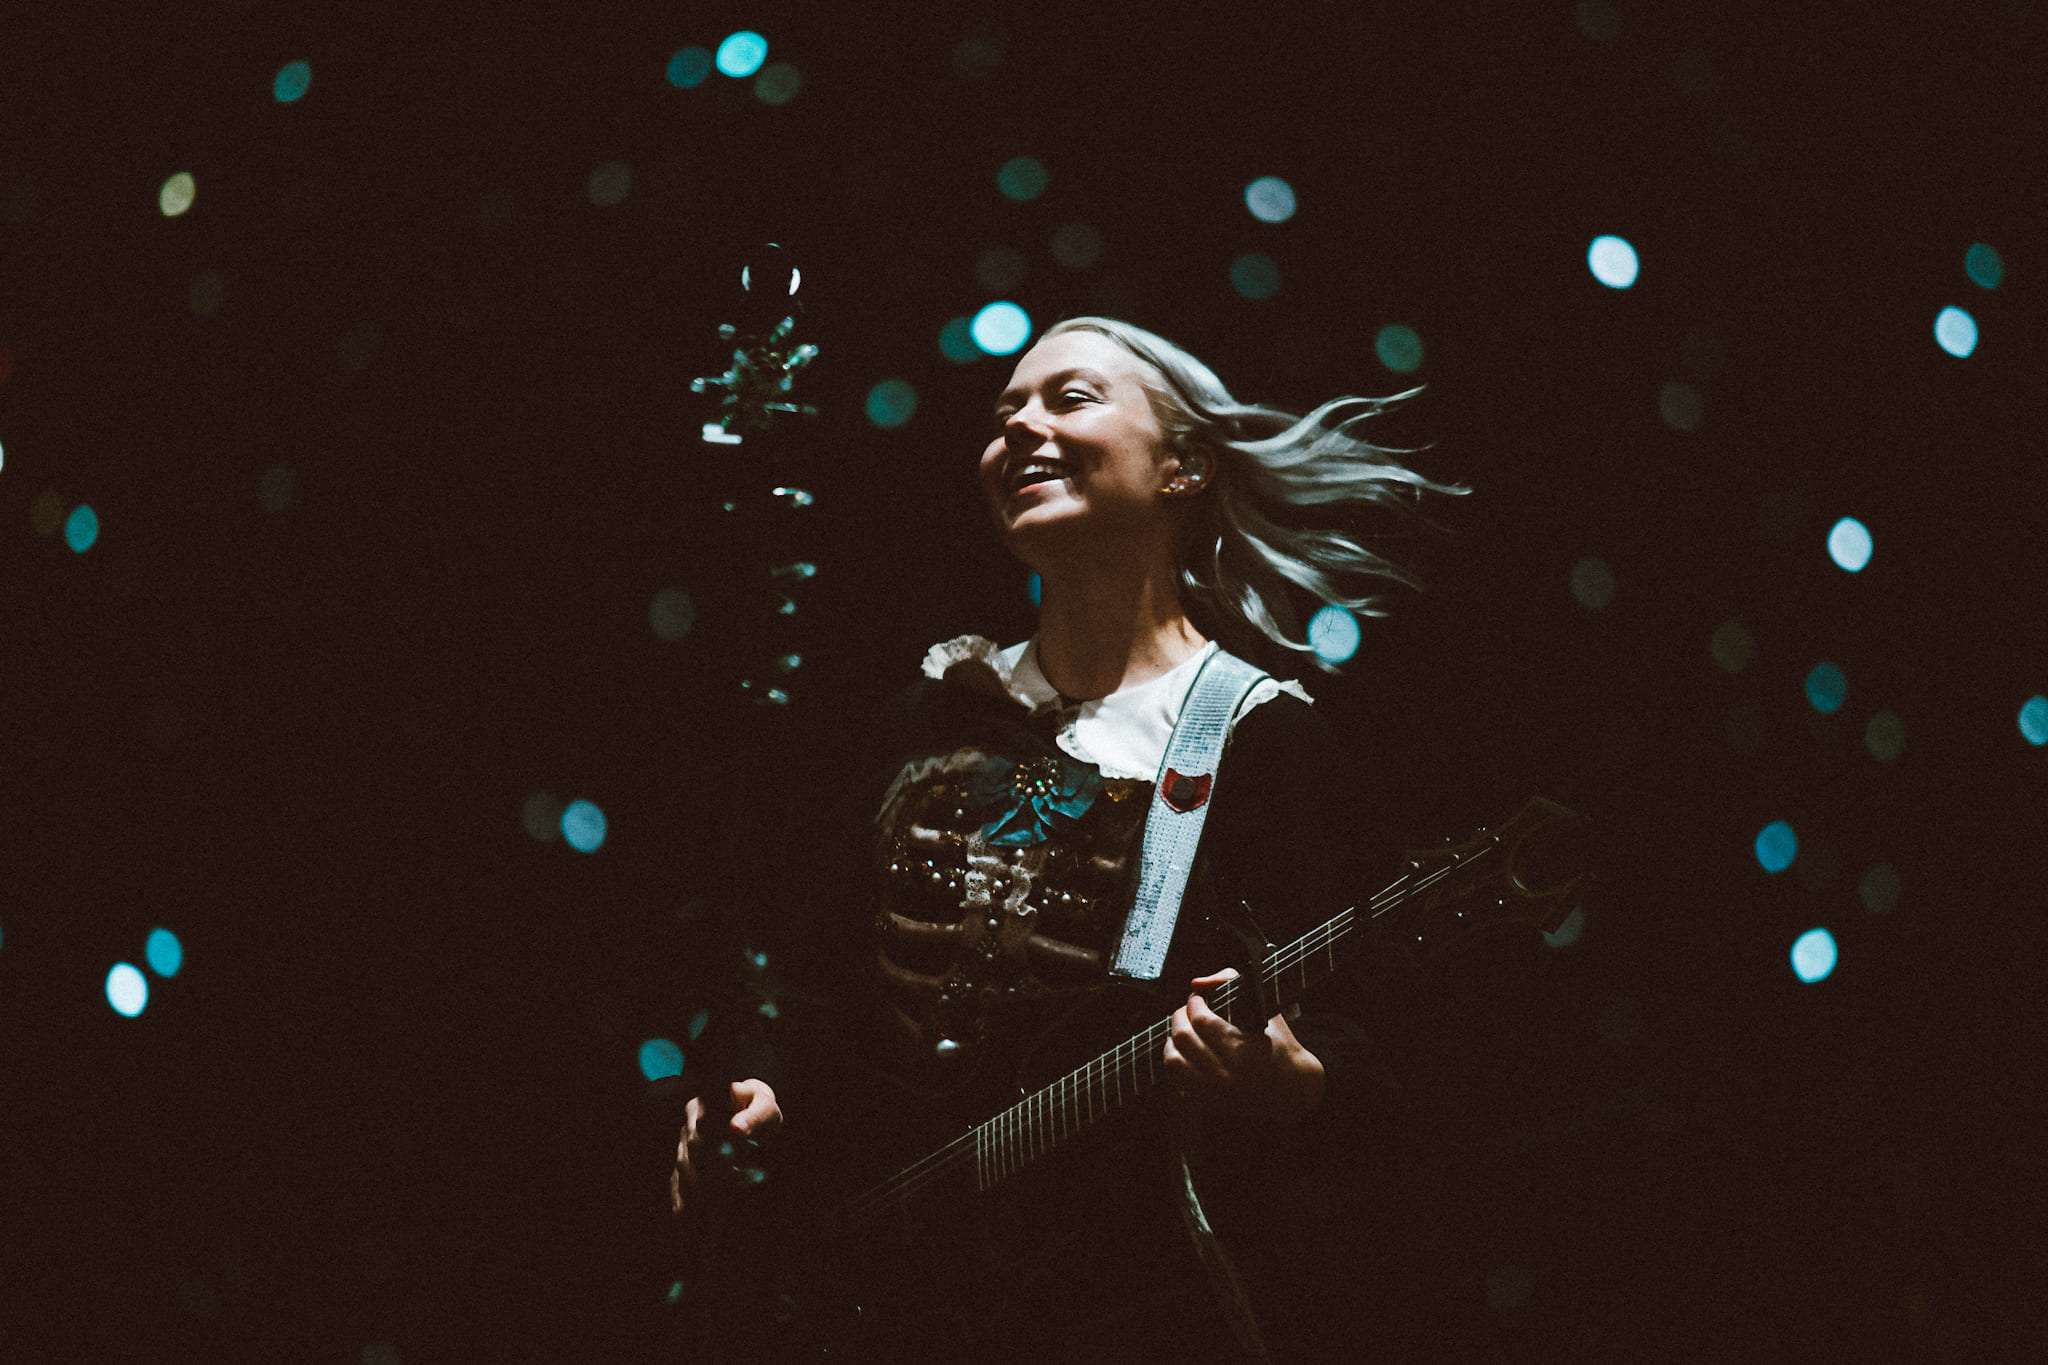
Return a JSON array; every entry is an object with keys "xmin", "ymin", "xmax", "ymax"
[
  {"xmin": 840, "ymin": 802, "xmax": 1568, "ymax": 1228},
  {"xmin": 968, "ymin": 902, "xmax": 1359, "ymax": 1190}
]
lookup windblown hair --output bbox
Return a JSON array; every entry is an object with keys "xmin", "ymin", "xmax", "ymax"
[{"xmin": 1043, "ymin": 315, "xmax": 1472, "ymax": 678}]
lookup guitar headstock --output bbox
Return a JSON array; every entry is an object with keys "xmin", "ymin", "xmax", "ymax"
[
  {"xmin": 689, "ymin": 241, "xmax": 821, "ymax": 443},
  {"xmin": 1382, "ymin": 796, "xmax": 1592, "ymax": 961}
]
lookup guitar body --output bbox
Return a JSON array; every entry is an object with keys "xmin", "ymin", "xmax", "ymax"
[
  {"xmin": 677, "ymin": 976, "xmax": 1224, "ymax": 1360},
  {"xmin": 672, "ymin": 797, "xmax": 1590, "ymax": 1360},
  {"xmin": 820, "ymin": 976, "xmax": 1221, "ymax": 1357}
]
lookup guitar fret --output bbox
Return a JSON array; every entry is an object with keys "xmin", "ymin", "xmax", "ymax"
[{"xmin": 851, "ymin": 802, "xmax": 1567, "ymax": 1231}]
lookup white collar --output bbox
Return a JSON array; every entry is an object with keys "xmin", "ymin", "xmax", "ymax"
[{"xmin": 921, "ymin": 634, "xmax": 1309, "ymax": 781}]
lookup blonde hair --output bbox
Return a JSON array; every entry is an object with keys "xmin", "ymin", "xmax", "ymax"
[{"xmin": 1043, "ymin": 315, "xmax": 1471, "ymax": 677}]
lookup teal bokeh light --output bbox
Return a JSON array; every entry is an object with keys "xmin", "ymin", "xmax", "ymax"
[
  {"xmin": 1790, "ymin": 927, "xmax": 1838, "ymax": 983},
  {"xmin": 1375, "ymin": 324, "xmax": 1423, "ymax": 374},
  {"xmin": 666, "ymin": 47, "xmax": 714, "ymax": 88},
  {"xmin": 996, "ymin": 156, "xmax": 1049, "ymax": 202},
  {"xmin": 273, "ymin": 60, "xmax": 312, "ymax": 103},
  {"xmin": 938, "ymin": 316, "xmax": 978, "ymax": 364},
  {"xmin": 1934, "ymin": 305, "xmax": 1978, "ymax": 358},
  {"xmin": 715, "ymin": 31, "xmax": 769, "ymax": 79},
  {"xmin": 2020, "ymin": 695, "xmax": 2048, "ymax": 746},
  {"xmin": 970, "ymin": 301, "xmax": 1032, "ymax": 356},
  {"xmin": 1804, "ymin": 662, "xmax": 1847, "ymax": 715},
  {"xmin": 562, "ymin": 799, "xmax": 608, "ymax": 853},
  {"xmin": 1754, "ymin": 820, "xmax": 1797, "ymax": 874},
  {"xmin": 1027, "ymin": 572, "xmax": 1042, "ymax": 606},
  {"xmin": 107, "ymin": 963, "xmax": 148, "ymax": 1017},
  {"xmin": 66, "ymin": 504, "xmax": 100, "ymax": 553},
  {"xmin": 639, "ymin": 1038, "xmax": 684, "ymax": 1081},
  {"xmin": 1308, "ymin": 605, "xmax": 1361, "ymax": 665},
  {"xmin": 146, "ymin": 928, "xmax": 184, "ymax": 978},
  {"xmin": 1588, "ymin": 234, "xmax": 1639, "ymax": 289},
  {"xmin": 1964, "ymin": 243, "xmax": 2003, "ymax": 290},
  {"xmin": 1244, "ymin": 176, "xmax": 1297, "ymax": 224},
  {"xmin": 1827, "ymin": 517, "xmax": 1872, "ymax": 573},
  {"xmin": 865, "ymin": 379, "xmax": 917, "ymax": 429},
  {"xmin": 1229, "ymin": 253, "xmax": 1280, "ymax": 301}
]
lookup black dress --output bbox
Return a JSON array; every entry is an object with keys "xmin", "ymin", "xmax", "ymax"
[{"xmin": 761, "ymin": 635, "xmax": 1404, "ymax": 1361}]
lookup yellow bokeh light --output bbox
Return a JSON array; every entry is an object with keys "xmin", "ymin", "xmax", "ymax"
[
  {"xmin": 31, "ymin": 489, "xmax": 67, "ymax": 535},
  {"xmin": 160, "ymin": 172, "xmax": 197, "ymax": 217}
]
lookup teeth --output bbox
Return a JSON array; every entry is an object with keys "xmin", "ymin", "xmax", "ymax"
[{"xmin": 1012, "ymin": 464, "xmax": 1065, "ymax": 489}]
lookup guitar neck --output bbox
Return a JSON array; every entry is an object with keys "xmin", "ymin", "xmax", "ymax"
[
  {"xmin": 845, "ymin": 804, "xmax": 1559, "ymax": 1227},
  {"xmin": 966, "ymin": 901, "xmax": 1366, "ymax": 1190},
  {"xmin": 844, "ymin": 900, "xmax": 1379, "ymax": 1226}
]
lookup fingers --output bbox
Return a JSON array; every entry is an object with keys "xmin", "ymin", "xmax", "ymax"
[
  {"xmin": 1167, "ymin": 1002, "xmax": 1228, "ymax": 1085},
  {"xmin": 727, "ymin": 1079, "xmax": 783, "ymax": 1138},
  {"xmin": 1188, "ymin": 990, "xmax": 1270, "ymax": 1059},
  {"xmin": 674, "ymin": 1082, "xmax": 781, "ymax": 1217},
  {"xmin": 672, "ymin": 1098, "xmax": 705, "ymax": 1219}
]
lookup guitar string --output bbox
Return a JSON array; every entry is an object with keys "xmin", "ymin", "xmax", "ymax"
[
  {"xmin": 839, "ymin": 855, "xmax": 1466, "ymax": 1219},
  {"xmin": 844, "ymin": 851, "xmax": 1488, "ymax": 1217},
  {"xmin": 844, "ymin": 849, "xmax": 1496, "ymax": 1218}
]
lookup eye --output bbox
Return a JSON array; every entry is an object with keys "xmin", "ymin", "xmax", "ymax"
[{"xmin": 994, "ymin": 391, "xmax": 1096, "ymax": 428}]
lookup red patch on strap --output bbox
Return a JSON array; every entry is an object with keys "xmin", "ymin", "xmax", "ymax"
[{"xmin": 1161, "ymin": 767, "xmax": 1213, "ymax": 813}]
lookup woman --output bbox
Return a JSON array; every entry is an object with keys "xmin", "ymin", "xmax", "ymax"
[{"xmin": 672, "ymin": 316, "xmax": 1468, "ymax": 1357}]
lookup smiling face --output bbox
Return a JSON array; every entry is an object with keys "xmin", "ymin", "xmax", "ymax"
[{"xmin": 978, "ymin": 329, "xmax": 1189, "ymax": 572}]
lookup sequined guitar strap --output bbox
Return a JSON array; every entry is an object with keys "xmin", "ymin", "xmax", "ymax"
[{"xmin": 1108, "ymin": 645, "xmax": 1271, "ymax": 980}]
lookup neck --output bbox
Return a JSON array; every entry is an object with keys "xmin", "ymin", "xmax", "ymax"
[{"xmin": 1032, "ymin": 551, "xmax": 1208, "ymax": 702}]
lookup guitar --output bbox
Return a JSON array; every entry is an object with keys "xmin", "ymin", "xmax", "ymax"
[{"xmin": 674, "ymin": 794, "xmax": 1591, "ymax": 1356}]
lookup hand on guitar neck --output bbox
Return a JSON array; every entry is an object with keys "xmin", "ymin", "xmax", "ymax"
[
  {"xmin": 1164, "ymin": 967, "xmax": 1328, "ymax": 1128},
  {"xmin": 669, "ymin": 1078, "xmax": 782, "ymax": 1223}
]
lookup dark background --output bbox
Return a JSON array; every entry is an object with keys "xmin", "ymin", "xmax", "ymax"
[{"xmin": 5, "ymin": 1, "xmax": 2042, "ymax": 1358}]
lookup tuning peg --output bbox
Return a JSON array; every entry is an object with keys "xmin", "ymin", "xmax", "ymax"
[{"xmin": 734, "ymin": 242, "xmax": 804, "ymax": 330}]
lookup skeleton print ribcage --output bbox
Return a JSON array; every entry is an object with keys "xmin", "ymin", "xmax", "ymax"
[{"xmin": 871, "ymin": 746, "xmax": 1156, "ymax": 1066}]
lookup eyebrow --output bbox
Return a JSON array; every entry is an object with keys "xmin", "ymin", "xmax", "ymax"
[{"xmin": 994, "ymin": 367, "xmax": 1112, "ymax": 416}]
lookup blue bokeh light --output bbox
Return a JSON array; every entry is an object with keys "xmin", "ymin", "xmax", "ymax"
[
  {"xmin": 1754, "ymin": 820, "xmax": 1798, "ymax": 874},
  {"xmin": 1790, "ymin": 927, "xmax": 1838, "ymax": 983},
  {"xmin": 666, "ymin": 47, "xmax": 714, "ymax": 88},
  {"xmin": 970, "ymin": 301, "xmax": 1032, "ymax": 356},
  {"xmin": 1827, "ymin": 517, "xmax": 1872, "ymax": 573},
  {"xmin": 2020, "ymin": 695, "xmax": 2048, "ymax": 746},
  {"xmin": 273, "ymin": 60, "xmax": 312, "ymax": 104},
  {"xmin": 1244, "ymin": 176, "xmax": 1297, "ymax": 224},
  {"xmin": 639, "ymin": 1038, "xmax": 684, "ymax": 1081},
  {"xmin": 1934, "ymin": 305, "xmax": 1978, "ymax": 358},
  {"xmin": 146, "ymin": 928, "xmax": 184, "ymax": 978},
  {"xmin": 715, "ymin": 31, "xmax": 769, "ymax": 79},
  {"xmin": 1308, "ymin": 605, "xmax": 1362, "ymax": 665},
  {"xmin": 1804, "ymin": 662, "xmax": 1847, "ymax": 715},
  {"xmin": 562, "ymin": 799, "xmax": 608, "ymax": 853},
  {"xmin": 1026, "ymin": 572, "xmax": 1042, "ymax": 606},
  {"xmin": 1588, "ymin": 235, "xmax": 1640, "ymax": 289},
  {"xmin": 66, "ymin": 504, "xmax": 100, "ymax": 553},
  {"xmin": 107, "ymin": 963, "xmax": 149, "ymax": 1017},
  {"xmin": 688, "ymin": 1008, "xmax": 711, "ymax": 1042}
]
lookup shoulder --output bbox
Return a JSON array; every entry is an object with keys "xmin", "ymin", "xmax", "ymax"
[{"xmin": 1228, "ymin": 686, "xmax": 1332, "ymax": 757}]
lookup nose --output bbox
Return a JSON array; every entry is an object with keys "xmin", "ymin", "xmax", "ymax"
[{"xmin": 1003, "ymin": 405, "xmax": 1052, "ymax": 451}]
